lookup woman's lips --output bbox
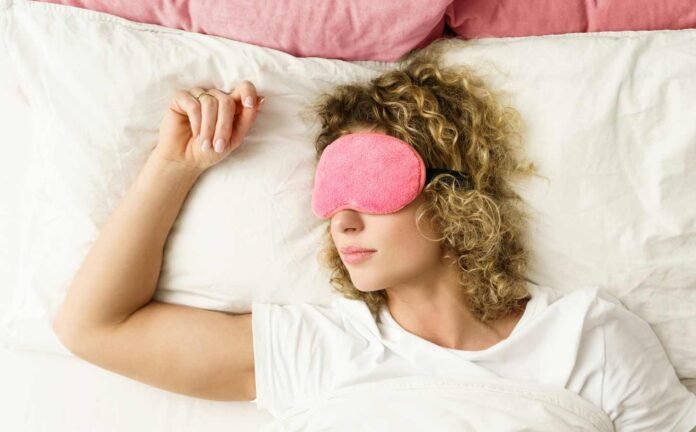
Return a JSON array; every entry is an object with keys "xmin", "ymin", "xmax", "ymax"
[{"xmin": 341, "ymin": 250, "xmax": 376, "ymax": 265}]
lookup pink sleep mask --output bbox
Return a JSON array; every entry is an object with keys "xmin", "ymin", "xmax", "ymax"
[{"xmin": 311, "ymin": 132, "xmax": 471, "ymax": 219}]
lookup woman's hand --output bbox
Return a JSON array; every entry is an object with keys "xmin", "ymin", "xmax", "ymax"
[{"xmin": 153, "ymin": 81, "xmax": 265, "ymax": 173}]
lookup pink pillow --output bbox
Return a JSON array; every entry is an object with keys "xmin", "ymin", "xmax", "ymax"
[
  {"xmin": 446, "ymin": 0, "xmax": 696, "ymax": 39},
  {"xmin": 34, "ymin": 0, "xmax": 452, "ymax": 61}
]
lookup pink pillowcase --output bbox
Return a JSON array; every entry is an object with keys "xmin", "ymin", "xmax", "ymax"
[
  {"xmin": 34, "ymin": 0, "xmax": 453, "ymax": 61},
  {"xmin": 445, "ymin": 0, "xmax": 696, "ymax": 39}
]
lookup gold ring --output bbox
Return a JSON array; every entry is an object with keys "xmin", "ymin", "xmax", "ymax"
[{"xmin": 195, "ymin": 91, "xmax": 213, "ymax": 101}]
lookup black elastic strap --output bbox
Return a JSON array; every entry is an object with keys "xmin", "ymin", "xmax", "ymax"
[{"xmin": 425, "ymin": 168, "xmax": 472, "ymax": 188}]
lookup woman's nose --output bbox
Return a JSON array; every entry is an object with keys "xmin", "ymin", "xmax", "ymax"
[{"xmin": 331, "ymin": 209, "xmax": 363, "ymax": 232}]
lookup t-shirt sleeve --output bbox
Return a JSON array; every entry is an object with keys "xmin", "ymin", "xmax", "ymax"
[
  {"xmin": 596, "ymin": 292, "xmax": 696, "ymax": 431},
  {"xmin": 251, "ymin": 301, "xmax": 343, "ymax": 417}
]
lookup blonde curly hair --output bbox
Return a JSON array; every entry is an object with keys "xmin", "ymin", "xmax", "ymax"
[{"xmin": 302, "ymin": 38, "xmax": 542, "ymax": 324}]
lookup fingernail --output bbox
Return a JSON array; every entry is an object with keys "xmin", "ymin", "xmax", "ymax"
[
  {"xmin": 214, "ymin": 138, "xmax": 225, "ymax": 153},
  {"xmin": 243, "ymin": 96, "xmax": 254, "ymax": 108},
  {"xmin": 201, "ymin": 139, "xmax": 211, "ymax": 152},
  {"xmin": 259, "ymin": 97, "xmax": 266, "ymax": 106}
]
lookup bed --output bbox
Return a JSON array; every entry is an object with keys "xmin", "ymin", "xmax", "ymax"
[{"xmin": 1, "ymin": 0, "xmax": 695, "ymax": 430}]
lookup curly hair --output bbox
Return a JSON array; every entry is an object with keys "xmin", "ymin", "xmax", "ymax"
[{"xmin": 301, "ymin": 38, "xmax": 542, "ymax": 324}]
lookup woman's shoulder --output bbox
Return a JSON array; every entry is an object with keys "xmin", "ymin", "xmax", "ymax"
[
  {"xmin": 534, "ymin": 283, "xmax": 659, "ymax": 341},
  {"xmin": 258, "ymin": 296, "xmax": 382, "ymax": 340},
  {"xmin": 534, "ymin": 285, "xmax": 696, "ymax": 431},
  {"xmin": 522, "ymin": 282, "xmax": 637, "ymax": 329},
  {"xmin": 529, "ymin": 282, "xmax": 622, "ymax": 308}
]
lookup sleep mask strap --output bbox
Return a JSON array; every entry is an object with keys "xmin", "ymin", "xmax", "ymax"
[{"xmin": 425, "ymin": 168, "xmax": 472, "ymax": 188}]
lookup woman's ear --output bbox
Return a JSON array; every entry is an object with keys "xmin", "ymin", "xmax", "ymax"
[{"xmin": 440, "ymin": 243, "xmax": 452, "ymax": 261}]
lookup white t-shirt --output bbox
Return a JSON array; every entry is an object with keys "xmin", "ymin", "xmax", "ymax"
[{"xmin": 251, "ymin": 282, "xmax": 696, "ymax": 431}]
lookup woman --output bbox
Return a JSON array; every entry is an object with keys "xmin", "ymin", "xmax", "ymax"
[{"xmin": 51, "ymin": 39, "xmax": 696, "ymax": 430}]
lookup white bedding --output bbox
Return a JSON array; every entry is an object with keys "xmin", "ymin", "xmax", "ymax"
[
  {"xmin": 4, "ymin": 345, "xmax": 695, "ymax": 432},
  {"xmin": 1, "ymin": 0, "xmax": 696, "ymax": 430},
  {"xmin": 0, "ymin": 345, "xmax": 274, "ymax": 431},
  {"xmin": 262, "ymin": 374, "xmax": 617, "ymax": 432}
]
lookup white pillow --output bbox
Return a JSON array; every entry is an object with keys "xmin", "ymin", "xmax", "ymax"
[
  {"xmin": 0, "ymin": 37, "xmax": 33, "ymax": 324},
  {"xmin": 1, "ymin": 0, "xmax": 695, "ymax": 379}
]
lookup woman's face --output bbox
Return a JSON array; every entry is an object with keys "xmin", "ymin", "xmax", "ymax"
[{"xmin": 330, "ymin": 192, "xmax": 445, "ymax": 293}]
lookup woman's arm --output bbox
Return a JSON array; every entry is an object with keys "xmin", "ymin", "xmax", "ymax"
[
  {"xmin": 49, "ymin": 84, "xmax": 263, "ymax": 401},
  {"xmin": 53, "ymin": 154, "xmax": 202, "ymax": 334},
  {"xmin": 52, "ymin": 155, "xmax": 257, "ymax": 401},
  {"xmin": 53, "ymin": 82, "xmax": 264, "ymax": 337}
]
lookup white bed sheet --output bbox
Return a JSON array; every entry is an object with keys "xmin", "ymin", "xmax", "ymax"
[
  {"xmin": 2, "ymin": 2, "xmax": 696, "ymax": 430},
  {"xmin": 0, "ymin": 344, "xmax": 274, "ymax": 431},
  {"xmin": 1, "ymin": 341, "xmax": 694, "ymax": 432}
]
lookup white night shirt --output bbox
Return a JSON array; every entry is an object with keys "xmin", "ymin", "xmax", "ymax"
[{"xmin": 251, "ymin": 282, "xmax": 696, "ymax": 431}]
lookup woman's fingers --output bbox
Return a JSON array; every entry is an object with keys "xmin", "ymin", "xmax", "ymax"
[
  {"xmin": 190, "ymin": 87, "xmax": 218, "ymax": 152},
  {"xmin": 184, "ymin": 82, "xmax": 263, "ymax": 155},
  {"xmin": 171, "ymin": 89, "xmax": 202, "ymax": 137},
  {"xmin": 227, "ymin": 81, "xmax": 261, "ymax": 151},
  {"xmin": 205, "ymin": 88, "xmax": 236, "ymax": 153}
]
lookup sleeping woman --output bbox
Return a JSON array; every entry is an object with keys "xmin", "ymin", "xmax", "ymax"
[{"xmin": 51, "ymin": 38, "xmax": 696, "ymax": 430}]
